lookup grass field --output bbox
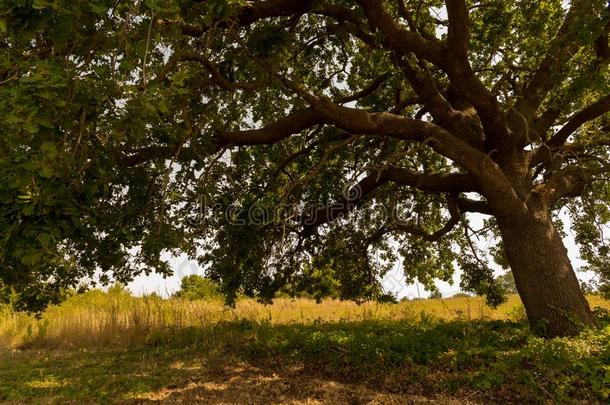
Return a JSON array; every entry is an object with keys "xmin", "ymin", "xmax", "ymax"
[{"xmin": 1, "ymin": 290, "xmax": 609, "ymax": 403}]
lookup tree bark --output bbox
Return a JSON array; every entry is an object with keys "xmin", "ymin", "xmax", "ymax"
[{"xmin": 496, "ymin": 208, "xmax": 594, "ymax": 337}]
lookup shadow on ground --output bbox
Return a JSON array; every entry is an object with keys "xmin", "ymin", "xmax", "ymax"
[
  {"xmin": 2, "ymin": 317, "xmax": 604, "ymax": 403},
  {"xmin": 131, "ymin": 361, "xmax": 470, "ymax": 404},
  {"xmin": 0, "ymin": 346, "xmax": 473, "ymax": 404}
]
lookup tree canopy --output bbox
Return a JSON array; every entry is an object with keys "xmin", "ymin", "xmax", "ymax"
[{"xmin": 0, "ymin": 0, "xmax": 609, "ymax": 335}]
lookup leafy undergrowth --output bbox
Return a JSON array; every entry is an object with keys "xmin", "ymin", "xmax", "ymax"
[{"xmin": 1, "ymin": 311, "xmax": 609, "ymax": 404}]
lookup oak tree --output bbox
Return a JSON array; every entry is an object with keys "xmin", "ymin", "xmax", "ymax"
[{"xmin": 1, "ymin": 0, "xmax": 609, "ymax": 336}]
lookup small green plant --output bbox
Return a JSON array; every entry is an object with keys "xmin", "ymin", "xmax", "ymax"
[{"xmin": 508, "ymin": 303, "xmax": 527, "ymax": 323}]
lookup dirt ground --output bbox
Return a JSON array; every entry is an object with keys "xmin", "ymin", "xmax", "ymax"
[{"xmin": 131, "ymin": 362, "xmax": 475, "ymax": 404}]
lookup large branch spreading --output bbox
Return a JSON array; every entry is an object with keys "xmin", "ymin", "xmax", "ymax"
[
  {"xmin": 122, "ymin": 108, "xmax": 325, "ymax": 166},
  {"xmin": 356, "ymin": 0, "xmax": 508, "ymax": 149},
  {"xmin": 532, "ymin": 93, "xmax": 610, "ymax": 168},
  {"xmin": 542, "ymin": 164, "xmax": 610, "ymax": 204},
  {"xmin": 545, "ymin": 93, "xmax": 610, "ymax": 149},
  {"xmin": 180, "ymin": 0, "xmax": 316, "ymax": 35},
  {"xmin": 513, "ymin": 0, "xmax": 609, "ymax": 139},
  {"xmin": 300, "ymin": 167, "xmax": 481, "ymax": 234},
  {"xmin": 131, "ymin": 0, "xmax": 610, "ymax": 225},
  {"xmin": 513, "ymin": 5, "xmax": 582, "ymax": 120},
  {"xmin": 386, "ymin": 194, "xmax": 461, "ymax": 242}
]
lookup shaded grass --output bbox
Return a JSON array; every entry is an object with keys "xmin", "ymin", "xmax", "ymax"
[
  {"xmin": 1, "ymin": 316, "xmax": 609, "ymax": 403},
  {"xmin": 0, "ymin": 347, "xmax": 205, "ymax": 403},
  {"xmin": 142, "ymin": 315, "xmax": 610, "ymax": 402},
  {"xmin": 0, "ymin": 292, "xmax": 609, "ymax": 403}
]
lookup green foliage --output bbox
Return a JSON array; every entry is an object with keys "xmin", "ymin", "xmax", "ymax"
[
  {"xmin": 140, "ymin": 311, "xmax": 610, "ymax": 402},
  {"xmin": 106, "ymin": 283, "xmax": 132, "ymax": 298},
  {"xmin": 174, "ymin": 275, "xmax": 222, "ymax": 301},
  {"xmin": 570, "ymin": 182, "xmax": 610, "ymax": 297},
  {"xmin": 376, "ymin": 292, "xmax": 399, "ymax": 304},
  {"xmin": 459, "ymin": 257, "xmax": 508, "ymax": 308},
  {"xmin": 495, "ymin": 271, "xmax": 518, "ymax": 294},
  {"xmin": 451, "ymin": 292, "xmax": 472, "ymax": 298},
  {"xmin": 507, "ymin": 303, "xmax": 528, "ymax": 323},
  {"xmin": 281, "ymin": 264, "xmax": 341, "ymax": 302},
  {"xmin": 429, "ymin": 290, "xmax": 443, "ymax": 299},
  {"xmin": 0, "ymin": 0, "xmax": 608, "ymax": 315}
]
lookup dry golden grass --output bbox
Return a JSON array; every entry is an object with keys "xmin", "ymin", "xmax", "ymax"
[{"xmin": 1, "ymin": 290, "xmax": 608, "ymax": 350}]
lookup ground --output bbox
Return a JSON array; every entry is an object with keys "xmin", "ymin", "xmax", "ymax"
[
  {"xmin": 0, "ymin": 348, "xmax": 483, "ymax": 404},
  {"xmin": 0, "ymin": 293, "xmax": 609, "ymax": 404}
]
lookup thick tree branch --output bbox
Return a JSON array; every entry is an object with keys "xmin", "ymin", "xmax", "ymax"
[
  {"xmin": 178, "ymin": 53, "xmax": 265, "ymax": 91},
  {"xmin": 122, "ymin": 108, "xmax": 325, "ymax": 166},
  {"xmin": 456, "ymin": 197, "xmax": 493, "ymax": 216},
  {"xmin": 315, "ymin": 4, "xmax": 378, "ymax": 47},
  {"xmin": 395, "ymin": 57, "xmax": 485, "ymax": 149},
  {"xmin": 271, "ymin": 75, "xmax": 524, "ymax": 214},
  {"xmin": 295, "ymin": 92, "xmax": 512, "ymax": 198},
  {"xmin": 532, "ymin": 107, "xmax": 562, "ymax": 141},
  {"xmin": 217, "ymin": 108, "xmax": 325, "ymax": 146},
  {"xmin": 300, "ymin": 168, "xmax": 480, "ymax": 233},
  {"xmin": 355, "ymin": 0, "xmax": 444, "ymax": 66},
  {"xmin": 443, "ymin": 0, "xmax": 510, "ymax": 148},
  {"xmin": 595, "ymin": 6, "xmax": 610, "ymax": 60},
  {"xmin": 446, "ymin": 0, "xmax": 470, "ymax": 61},
  {"xmin": 179, "ymin": 1, "xmax": 377, "ymax": 48},
  {"xmin": 387, "ymin": 194, "xmax": 461, "ymax": 242},
  {"xmin": 236, "ymin": 0, "xmax": 315, "ymax": 25},
  {"xmin": 541, "ymin": 164, "xmax": 610, "ymax": 204},
  {"xmin": 546, "ymin": 93, "xmax": 610, "ymax": 149},
  {"xmin": 396, "ymin": 58, "xmax": 454, "ymax": 121},
  {"xmin": 532, "ymin": 93, "xmax": 610, "ymax": 167},
  {"xmin": 381, "ymin": 168, "xmax": 480, "ymax": 193},
  {"xmin": 528, "ymin": 4, "xmax": 610, "ymax": 142},
  {"xmin": 336, "ymin": 72, "xmax": 391, "ymax": 104},
  {"xmin": 180, "ymin": 0, "xmax": 316, "ymax": 35},
  {"xmin": 513, "ymin": 1, "xmax": 604, "ymax": 122},
  {"xmin": 543, "ymin": 168, "xmax": 592, "ymax": 204}
]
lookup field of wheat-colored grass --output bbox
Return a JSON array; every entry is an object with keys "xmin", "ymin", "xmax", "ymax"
[{"xmin": 1, "ymin": 289, "xmax": 608, "ymax": 350}]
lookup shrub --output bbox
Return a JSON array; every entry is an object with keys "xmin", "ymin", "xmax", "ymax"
[
  {"xmin": 376, "ymin": 293, "xmax": 398, "ymax": 304},
  {"xmin": 174, "ymin": 275, "xmax": 222, "ymax": 301}
]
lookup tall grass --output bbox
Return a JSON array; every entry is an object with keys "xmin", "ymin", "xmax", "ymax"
[{"xmin": 1, "ymin": 289, "xmax": 608, "ymax": 350}]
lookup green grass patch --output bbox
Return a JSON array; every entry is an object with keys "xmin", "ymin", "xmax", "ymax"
[{"xmin": 2, "ymin": 314, "xmax": 609, "ymax": 403}]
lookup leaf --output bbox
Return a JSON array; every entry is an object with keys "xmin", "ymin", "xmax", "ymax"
[
  {"xmin": 89, "ymin": 3, "xmax": 108, "ymax": 16},
  {"xmin": 39, "ymin": 232, "xmax": 53, "ymax": 247},
  {"xmin": 32, "ymin": 0, "xmax": 49, "ymax": 10},
  {"xmin": 39, "ymin": 164, "xmax": 54, "ymax": 178},
  {"xmin": 156, "ymin": 99, "xmax": 169, "ymax": 114},
  {"xmin": 40, "ymin": 142, "xmax": 58, "ymax": 159},
  {"xmin": 20, "ymin": 250, "xmax": 43, "ymax": 266},
  {"xmin": 143, "ymin": 99, "xmax": 158, "ymax": 114},
  {"xmin": 21, "ymin": 205, "xmax": 34, "ymax": 216}
]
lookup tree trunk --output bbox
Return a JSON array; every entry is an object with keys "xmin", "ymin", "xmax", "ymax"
[{"xmin": 496, "ymin": 208, "xmax": 594, "ymax": 337}]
